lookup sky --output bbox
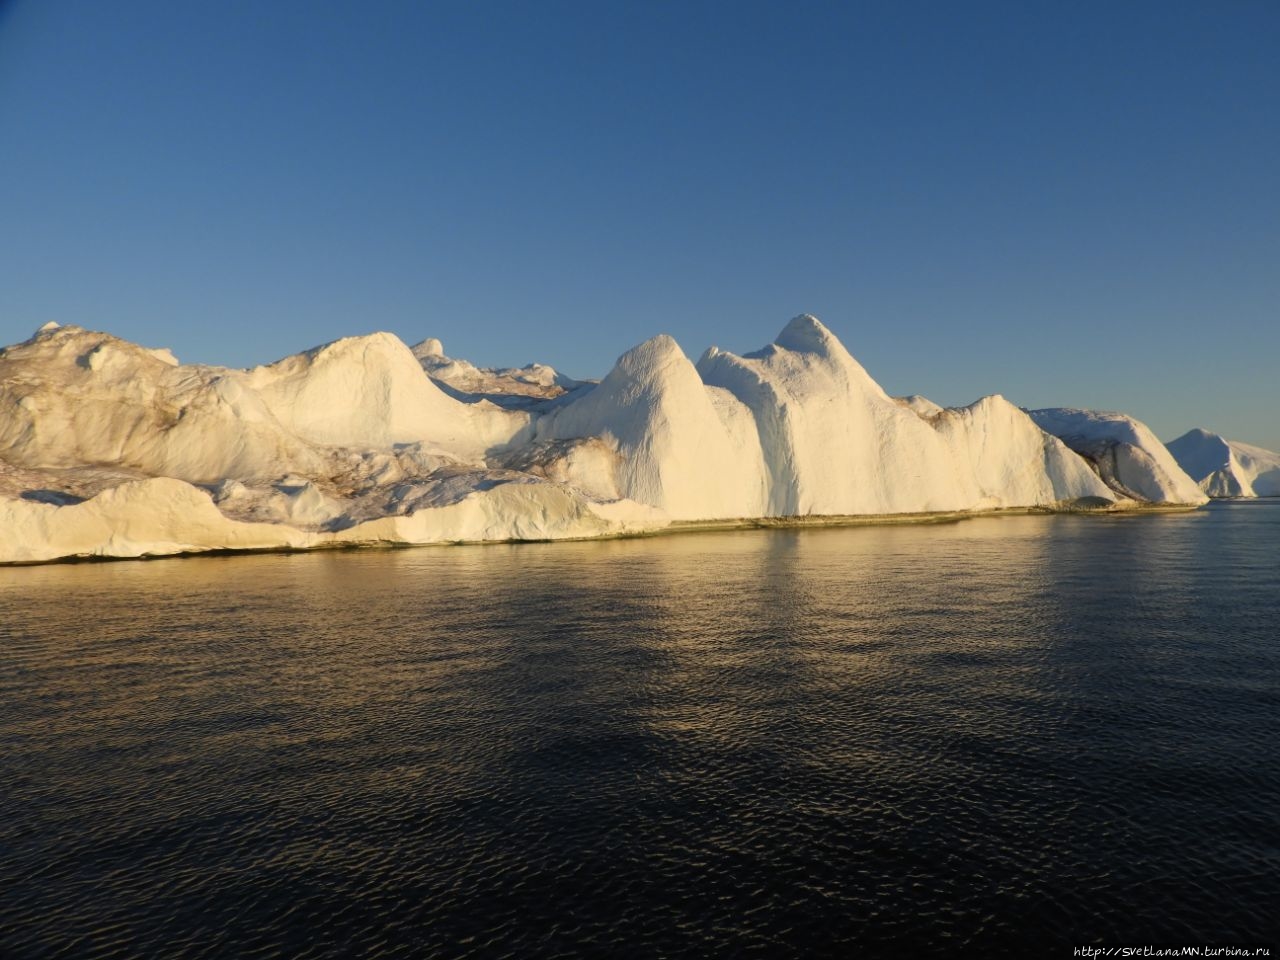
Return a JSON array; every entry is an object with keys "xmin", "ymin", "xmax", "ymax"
[{"xmin": 1, "ymin": 0, "xmax": 1277, "ymax": 447}]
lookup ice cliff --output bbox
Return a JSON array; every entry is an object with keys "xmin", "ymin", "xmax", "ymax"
[
  {"xmin": 0, "ymin": 316, "xmax": 1205, "ymax": 564},
  {"xmin": 1166, "ymin": 429, "xmax": 1280, "ymax": 498},
  {"xmin": 1026, "ymin": 408, "xmax": 1209, "ymax": 506}
]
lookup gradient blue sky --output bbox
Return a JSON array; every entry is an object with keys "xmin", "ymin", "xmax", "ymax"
[{"xmin": 2, "ymin": 0, "xmax": 1277, "ymax": 446}]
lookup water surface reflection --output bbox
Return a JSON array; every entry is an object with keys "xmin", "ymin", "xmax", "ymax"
[{"xmin": 2, "ymin": 507, "xmax": 1277, "ymax": 957}]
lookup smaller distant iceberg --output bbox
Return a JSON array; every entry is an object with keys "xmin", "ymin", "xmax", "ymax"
[{"xmin": 1166, "ymin": 429, "xmax": 1280, "ymax": 498}]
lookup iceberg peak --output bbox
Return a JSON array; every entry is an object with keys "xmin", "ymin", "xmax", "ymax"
[
  {"xmin": 413, "ymin": 337, "xmax": 445, "ymax": 358},
  {"xmin": 615, "ymin": 333, "xmax": 686, "ymax": 376},
  {"xmin": 775, "ymin": 313, "xmax": 837, "ymax": 354},
  {"xmin": 1167, "ymin": 428, "xmax": 1280, "ymax": 498},
  {"xmin": 309, "ymin": 330, "xmax": 407, "ymax": 360},
  {"xmin": 1176, "ymin": 427, "xmax": 1217, "ymax": 442}
]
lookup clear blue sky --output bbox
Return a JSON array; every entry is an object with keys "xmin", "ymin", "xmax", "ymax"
[{"xmin": 2, "ymin": 0, "xmax": 1277, "ymax": 447}]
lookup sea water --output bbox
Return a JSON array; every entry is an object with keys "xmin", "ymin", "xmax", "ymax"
[{"xmin": 2, "ymin": 502, "xmax": 1277, "ymax": 957}]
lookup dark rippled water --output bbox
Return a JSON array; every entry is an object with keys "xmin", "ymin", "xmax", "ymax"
[{"xmin": 2, "ymin": 502, "xmax": 1278, "ymax": 958}]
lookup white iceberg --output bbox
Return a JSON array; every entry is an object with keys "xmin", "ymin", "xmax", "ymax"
[
  {"xmin": 1026, "ymin": 408, "xmax": 1209, "ymax": 506},
  {"xmin": 0, "ymin": 315, "xmax": 1203, "ymax": 564},
  {"xmin": 1166, "ymin": 429, "xmax": 1280, "ymax": 498}
]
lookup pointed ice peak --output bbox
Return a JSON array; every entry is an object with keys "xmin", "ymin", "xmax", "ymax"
[
  {"xmin": 292, "ymin": 330, "xmax": 411, "ymax": 365},
  {"xmin": 640, "ymin": 332, "xmax": 682, "ymax": 354},
  {"xmin": 1172, "ymin": 427, "xmax": 1218, "ymax": 443},
  {"xmin": 37, "ymin": 321, "xmax": 60, "ymax": 334},
  {"xmin": 701, "ymin": 313, "xmax": 887, "ymax": 403},
  {"xmin": 1167, "ymin": 429, "xmax": 1280, "ymax": 497},
  {"xmin": 774, "ymin": 314, "xmax": 836, "ymax": 354},
  {"xmin": 1166, "ymin": 428, "xmax": 1234, "ymax": 478},
  {"xmin": 614, "ymin": 333, "xmax": 686, "ymax": 376}
]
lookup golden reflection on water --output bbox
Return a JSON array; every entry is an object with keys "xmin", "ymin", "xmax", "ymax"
[
  {"xmin": 0, "ymin": 516, "xmax": 1071, "ymax": 775},
  {"xmin": 0, "ymin": 509, "xmax": 1222, "ymax": 792},
  {"xmin": 2, "ymin": 506, "xmax": 1275, "ymax": 957}
]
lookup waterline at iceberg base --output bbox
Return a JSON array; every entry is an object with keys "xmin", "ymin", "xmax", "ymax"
[{"xmin": 0, "ymin": 315, "xmax": 1207, "ymax": 565}]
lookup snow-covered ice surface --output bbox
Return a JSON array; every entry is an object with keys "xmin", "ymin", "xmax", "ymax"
[
  {"xmin": 693, "ymin": 317, "xmax": 1116, "ymax": 518},
  {"xmin": 1027, "ymin": 408, "xmax": 1209, "ymax": 506},
  {"xmin": 894, "ymin": 394, "xmax": 945, "ymax": 418},
  {"xmin": 0, "ymin": 316, "xmax": 1202, "ymax": 564},
  {"xmin": 0, "ymin": 324, "xmax": 661, "ymax": 563},
  {"xmin": 1166, "ymin": 429, "xmax": 1280, "ymax": 498},
  {"xmin": 411, "ymin": 337, "xmax": 590, "ymax": 409}
]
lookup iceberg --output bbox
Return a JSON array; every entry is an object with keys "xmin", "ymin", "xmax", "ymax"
[
  {"xmin": 1166, "ymin": 429, "xmax": 1280, "ymax": 498},
  {"xmin": 1026, "ymin": 408, "xmax": 1209, "ymax": 506},
  {"xmin": 695, "ymin": 316, "xmax": 1112, "ymax": 517},
  {"xmin": 0, "ymin": 316, "xmax": 1203, "ymax": 564}
]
